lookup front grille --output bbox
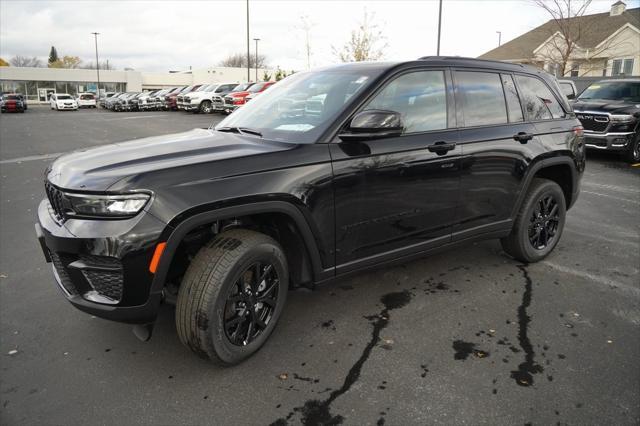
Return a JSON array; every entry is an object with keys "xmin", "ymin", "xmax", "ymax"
[
  {"xmin": 45, "ymin": 181, "xmax": 67, "ymax": 222},
  {"xmin": 576, "ymin": 113, "xmax": 609, "ymax": 132},
  {"xmin": 50, "ymin": 253, "xmax": 78, "ymax": 296}
]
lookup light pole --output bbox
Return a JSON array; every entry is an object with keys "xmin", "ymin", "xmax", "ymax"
[
  {"xmin": 496, "ymin": 31, "xmax": 502, "ymax": 47},
  {"xmin": 246, "ymin": 0, "xmax": 250, "ymax": 81},
  {"xmin": 436, "ymin": 0, "xmax": 443, "ymax": 55},
  {"xmin": 253, "ymin": 38, "xmax": 260, "ymax": 81},
  {"xmin": 91, "ymin": 32, "xmax": 101, "ymax": 98}
]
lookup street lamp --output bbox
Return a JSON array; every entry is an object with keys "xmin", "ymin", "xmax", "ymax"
[
  {"xmin": 496, "ymin": 31, "xmax": 502, "ymax": 47},
  {"xmin": 246, "ymin": 0, "xmax": 250, "ymax": 81},
  {"xmin": 91, "ymin": 32, "xmax": 101, "ymax": 98},
  {"xmin": 253, "ymin": 38, "xmax": 260, "ymax": 81},
  {"xmin": 436, "ymin": 0, "xmax": 443, "ymax": 55}
]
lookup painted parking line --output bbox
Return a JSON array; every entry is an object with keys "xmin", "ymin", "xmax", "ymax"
[{"xmin": 0, "ymin": 153, "xmax": 62, "ymax": 165}]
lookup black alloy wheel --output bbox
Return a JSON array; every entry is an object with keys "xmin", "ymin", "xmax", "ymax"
[
  {"xmin": 528, "ymin": 194, "xmax": 560, "ymax": 250},
  {"xmin": 224, "ymin": 262, "xmax": 279, "ymax": 346}
]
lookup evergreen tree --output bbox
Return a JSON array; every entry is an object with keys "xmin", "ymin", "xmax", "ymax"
[{"xmin": 48, "ymin": 46, "xmax": 59, "ymax": 66}]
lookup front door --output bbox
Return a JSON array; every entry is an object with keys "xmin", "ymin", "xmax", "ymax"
[
  {"xmin": 38, "ymin": 88, "xmax": 55, "ymax": 103},
  {"xmin": 331, "ymin": 69, "xmax": 461, "ymax": 273}
]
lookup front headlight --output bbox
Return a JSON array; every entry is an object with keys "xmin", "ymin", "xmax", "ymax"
[
  {"xmin": 610, "ymin": 114, "xmax": 633, "ymax": 123},
  {"xmin": 66, "ymin": 193, "xmax": 150, "ymax": 218}
]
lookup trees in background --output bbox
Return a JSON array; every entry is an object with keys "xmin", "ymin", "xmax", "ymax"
[
  {"xmin": 219, "ymin": 52, "xmax": 268, "ymax": 69},
  {"xmin": 48, "ymin": 46, "xmax": 59, "ymax": 66},
  {"xmin": 49, "ymin": 56, "xmax": 82, "ymax": 69},
  {"xmin": 81, "ymin": 60, "xmax": 115, "ymax": 70},
  {"xmin": 9, "ymin": 56, "xmax": 44, "ymax": 67},
  {"xmin": 333, "ymin": 9, "xmax": 387, "ymax": 62}
]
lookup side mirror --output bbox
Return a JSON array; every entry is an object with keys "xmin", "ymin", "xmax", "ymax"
[{"xmin": 339, "ymin": 109, "xmax": 403, "ymax": 141}]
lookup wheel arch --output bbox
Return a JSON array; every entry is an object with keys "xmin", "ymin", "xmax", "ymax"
[
  {"xmin": 150, "ymin": 201, "xmax": 329, "ymax": 294},
  {"xmin": 511, "ymin": 155, "xmax": 577, "ymax": 220}
]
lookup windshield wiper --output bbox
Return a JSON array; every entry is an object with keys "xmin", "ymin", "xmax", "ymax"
[{"xmin": 216, "ymin": 126, "xmax": 263, "ymax": 138}]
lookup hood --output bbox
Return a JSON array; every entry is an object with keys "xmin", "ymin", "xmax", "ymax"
[
  {"xmin": 572, "ymin": 99, "xmax": 640, "ymax": 115},
  {"xmin": 46, "ymin": 128, "xmax": 294, "ymax": 191}
]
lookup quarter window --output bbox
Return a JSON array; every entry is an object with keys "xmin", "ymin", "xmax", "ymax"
[
  {"xmin": 501, "ymin": 74, "xmax": 524, "ymax": 122},
  {"xmin": 364, "ymin": 71, "xmax": 447, "ymax": 133},
  {"xmin": 455, "ymin": 71, "xmax": 508, "ymax": 126},
  {"xmin": 514, "ymin": 75, "xmax": 566, "ymax": 120}
]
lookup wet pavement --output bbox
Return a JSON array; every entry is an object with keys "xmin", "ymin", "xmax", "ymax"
[{"xmin": 1, "ymin": 109, "xmax": 639, "ymax": 425}]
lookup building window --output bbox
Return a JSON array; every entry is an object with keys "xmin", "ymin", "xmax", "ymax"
[
  {"xmin": 570, "ymin": 63, "xmax": 579, "ymax": 77},
  {"xmin": 602, "ymin": 60, "xmax": 608, "ymax": 77},
  {"xmin": 612, "ymin": 59, "xmax": 623, "ymax": 76},
  {"xmin": 612, "ymin": 58, "xmax": 634, "ymax": 76},
  {"xmin": 623, "ymin": 59, "xmax": 634, "ymax": 75}
]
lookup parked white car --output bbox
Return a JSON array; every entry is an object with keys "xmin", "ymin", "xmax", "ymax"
[
  {"xmin": 50, "ymin": 93, "xmax": 78, "ymax": 111},
  {"xmin": 76, "ymin": 93, "xmax": 97, "ymax": 108},
  {"xmin": 184, "ymin": 83, "xmax": 239, "ymax": 113}
]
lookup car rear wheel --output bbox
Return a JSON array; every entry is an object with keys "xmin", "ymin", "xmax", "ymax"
[
  {"xmin": 176, "ymin": 229, "xmax": 288, "ymax": 365},
  {"xmin": 625, "ymin": 133, "xmax": 640, "ymax": 163},
  {"xmin": 199, "ymin": 100, "xmax": 212, "ymax": 114},
  {"xmin": 501, "ymin": 178, "xmax": 566, "ymax": 263}
]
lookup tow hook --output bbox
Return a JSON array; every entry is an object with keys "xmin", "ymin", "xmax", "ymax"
[{"xmin": 132, "ymin": 323, "xmax": 154, "ymax": 342}]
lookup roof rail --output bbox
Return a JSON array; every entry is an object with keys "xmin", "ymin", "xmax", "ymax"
[{"xmin": 417, "ymin": 56, "xmax": 526, "ymax": 69}]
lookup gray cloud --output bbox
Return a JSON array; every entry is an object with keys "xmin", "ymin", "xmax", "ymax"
[{"xmin": 0, "ymin": 0, "xmax": 614, "ymax": 72}]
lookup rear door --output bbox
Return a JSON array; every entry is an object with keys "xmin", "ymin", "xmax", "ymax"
[
  {"xmin": 453, "ymin": 70, "xmax": 538, "ymax": 240},
  {"xmin": 331, "ymin": 68, "xmax": 461, "ymax": 272}
]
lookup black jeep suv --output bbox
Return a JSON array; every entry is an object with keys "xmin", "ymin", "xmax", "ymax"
[
  {"xmin": 572, "ymin": 79, "xmax": 640, "ymax": 163},
  {"xmin": 36, "ymin": 57, "xmax": 585, "ymax": 365}
]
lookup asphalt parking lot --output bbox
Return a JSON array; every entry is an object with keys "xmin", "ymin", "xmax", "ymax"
[{"xmin": 1, "ymin": 107, "xmax": 639, "ymax": 425}]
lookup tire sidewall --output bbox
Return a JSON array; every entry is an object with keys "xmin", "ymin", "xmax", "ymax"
[
  {"xmin": 517, "ymin": 182, "xmax": 566, "ymax": 262},
  {"xmin": 206, "ymin": 242, "xmax": 288, "ymax": 364}
]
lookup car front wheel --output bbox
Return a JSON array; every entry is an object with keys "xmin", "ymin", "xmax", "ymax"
[
  {"xmin": 625, "ymin": 132, "xmax": 640, "ymax": 163},
  {"xmin": 199, "ymin": 100, "xmax": 212, "ymax": 114},
  {"xmin": 176, "ymin": 229, "xmax": 289, "ymax": 365},
  {"xmin": 501, "ymin": 178, "xmax": 566, "ymax": 263}
]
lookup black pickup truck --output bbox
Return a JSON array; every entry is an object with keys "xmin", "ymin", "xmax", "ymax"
[
  {"xmin": 572, "ymin": 79, "xmax": 640, "ymax": 163},
  {"xmin": 35, "ymin": 57, "xmax": 585, "ymax": 365}
]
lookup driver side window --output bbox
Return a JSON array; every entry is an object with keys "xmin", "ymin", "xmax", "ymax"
[{"xmin": 364, "ymin": 71, "xmax": 447, "ymax": 133}]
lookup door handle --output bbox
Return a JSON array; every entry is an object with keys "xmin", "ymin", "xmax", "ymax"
[
  {"xmin": 513, "ymin": 132, "xmax": 534, "ymax": 143},
  {"xmin": 428, "ymin": 141, "xmax": 456, "ymax": 155}
]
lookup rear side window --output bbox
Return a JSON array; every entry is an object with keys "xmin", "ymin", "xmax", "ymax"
[
  {"xmin": 559, "ymin": 82, "xmax": 575, "ymax": 99},
  {"xmin": 501, "ymin": 74, "xmax": 524, "ymax": 122},
  {"xmin": 364, "ymin": 70, "xmax": 447, "ymax": 133},
  {"xmin": 515, "ymin": 75, "xmax": 566, "ymax": 120},
  {"xmin": 455, "ymin": 71, "xmax": 508, "ymax": 126}
]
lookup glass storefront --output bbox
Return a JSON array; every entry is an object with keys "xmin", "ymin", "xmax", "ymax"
[{"xmin": 1, "ymin": 80, "xmax": 127, "ymax": 102}]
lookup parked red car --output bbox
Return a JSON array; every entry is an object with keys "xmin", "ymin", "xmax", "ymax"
[
  {"xmin": 165, "ymin": 85, "xmax": 201, "ymax": 110},
  {"xmin": 0, "ymin": 93, "xmax": 26, "ymax": 113},
  {"xmin": 223, "ymin": 81, "xmax": 275, "ymax": 113}
]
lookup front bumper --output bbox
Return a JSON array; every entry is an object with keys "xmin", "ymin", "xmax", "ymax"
[
  {"xmin": 584, "ymin": 131, "xmax": 635, "ymax": 152},
  {"xmin": 35, "ymin": 199, "xmax": 168, "ymax": 324}
]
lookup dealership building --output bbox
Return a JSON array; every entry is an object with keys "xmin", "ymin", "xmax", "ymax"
[{"xmin": 0, "ymin": 66, "xmax": 273, "ymax": 103}]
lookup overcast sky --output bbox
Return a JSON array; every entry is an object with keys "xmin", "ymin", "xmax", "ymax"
[{"xmin": 0, "ymin": 0, "xmax": 620, "ymax": 72}]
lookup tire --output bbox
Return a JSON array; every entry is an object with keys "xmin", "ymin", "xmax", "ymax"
[
  {"xmin": 199, "ymin": 100, "xmax": 212, "ymax": 114},
  {"xmin": 625, "ymin": 132, "xmax": 640, "ymax": 163},
  {"xmin": 176, "ymin": 229, "xmax": 289, "ymax": 365},
  {"xmin": 501, "ymin": 178, "xmax": 566, "ymax": 263}
]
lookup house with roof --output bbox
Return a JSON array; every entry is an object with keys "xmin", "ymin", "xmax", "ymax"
[{"xmin": 479, "ymin": 1, "xmax": 639, "ymax": 77}]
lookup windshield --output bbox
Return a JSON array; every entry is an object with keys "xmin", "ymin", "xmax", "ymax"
[
  {"xmin": 578, "ymin": 81, "xmax": 640, "ymax": 102},
  {"xmin": 57, "ymin": 95, "xmax": 72, "ymax": 100},
  {"xmin": 248, "ymin": 82, "xmax": 267, "ymax": 93},
  {"xmin": 215, "ymin": 70, "xmax": 375, "ymax": 144},
  {"xmin": 196, "ymin": 84, "xmax": 211, "ymax": 92},
  {"xmin": 231, "ymin": 83, "xmax": 252, "ymax": 92}
]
